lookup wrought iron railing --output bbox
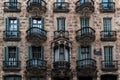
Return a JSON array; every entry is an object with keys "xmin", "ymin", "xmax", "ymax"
[
  {"xmin": 75, "ymin": 0, "xmax": 94, "ymax": 12},
  {"xmin": 100, "ymin": 2, "xmax": 115, "ymax": 12},
  {"xmin": 53, "ymin": 2, "xmax": 69, "ymax": 12},
  {"xmin": 100, "ymin": 31, "xmax": 117, "ymax": 41},
  {"xmin": 54, "ymin": 30, "xmax": 69, "ymax": 39},
  {"xmin": 76, "ymin": 58, "xmax": 96, "ymax": 69},
  {"xmin": 27, "ymin": 0, "xmax": 47, "ymax": 12},
  {"xmin": 26, "ymin": 27, "xmax": 47, "ymax": 37},
  {"xmin": 53, "ymin": 61, "xmax": 70, "ymax": 69},
  {"xmin": 101, "ymin": 60, "xmax": 118, "ymax": 70},
  {"xmin": 4, "ymin": 2, "xmax": 21, "ymax": 12},
  {"xmin": 3, "ymin": 61, "xmax": 21, "ymax": 70},
  {"xmin": 3, "ymin": 31, "xmax": 21, "ymax": 41},
  {"xmin": 26, "ymin": 59, "xmax": 47, "ymax": 68}
]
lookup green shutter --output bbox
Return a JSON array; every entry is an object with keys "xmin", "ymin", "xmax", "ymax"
[
  {"xmin": 16, "ymin": 47, "xmax": 19, "ymax": 60},
  {"xmin": 78, "ymin": 46, "xmax": 81, "ymax": 60},
  {"xmin": 41, "ymin": 18, "xmax": 44, "ymax": 29},
  {"xmin": 41, "ymin": 46, "xmax": 44, "ymax": 60},
  {"xmin": 5, "ymin": 47, "xmax": 8, "ymax": 61},
  {"xmin": 29, "ymin": 46, "xmax": 32, "ymax": 59},
  {"xmin": 89, "ymin": 46, "xmax": 91, "ymax": 58},
  {"xmin": 17, "ymin": 18, "xmax": 19, "ymax": 31},
  {"xmin": 29, "ymin": 17, "xmax": 32, "ymax": 28},
  {"xmin": 62, "ymin": 18, "xmax": 65, "ymax": 30},
  {"xmin": 6, "ymin": 17, "xmax": 9, "ymax": 31}
]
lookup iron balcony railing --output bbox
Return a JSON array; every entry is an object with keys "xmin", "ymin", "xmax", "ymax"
[
  {"xmin": 53, "ymin": 61, "xmax": 70, "ymax": 69},
  {"xmin": 75, "ymin": 0, "xmax": 94, "ymax": 12},
  {"xmin": 27, "ymin": 0, "xmax": 47, "ymax": 12},
  {"xmin": 4, "ymin": 2, "xmax": 21, "ymax": 12},
  {"xmin": 101, "ymin": 60, "xmax": 118, "ymax": 71},
  {"xmin": 100, "ymin": 2, "xmax": 115, "ymax": 12},
  {"xmin": 3, "ymin": 61, "xmax": 21, "ymax": 70},
  {"xmin": 3, "ymin": 31, "xmax": 21, "ymax": 41},
  {"xmin": 76, "ymin": 27, "xmax": 95, "ymax": 43},
  {"xmin": 76, "ymin": 58, "xmax": 96, "ymax": 69},
  {"xmin": 26, "ymin": 59, "xmax": 47, "ymax": 68},
  {"xmin": 26, "ymin": 27, "xmax": 47, "ymax": 38},
  {"xmin": 54, "ymin": 30, "xmax": 69, "ymax": 39},
  {"xmin": 53, "ymin": 2, "xmax": 69, "ymax": 12},
  {"xmin": 100, "ymin": 31, "xmax": 117, "ymax": 41}
]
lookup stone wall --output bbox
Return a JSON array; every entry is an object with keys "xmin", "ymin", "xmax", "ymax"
[{"xmin": 0, "ymin": 0, "xmax": 120, "ymax": 80}]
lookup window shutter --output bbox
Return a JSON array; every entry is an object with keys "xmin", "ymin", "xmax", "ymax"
[
  {"xmin": 78, "ymin": 46, "xmax": 81, "ymax": 60},
  {"xmin": 41, "ymin": 46, "xmax": 44, "ymax": 60},
  {"xmin": 16, "ymin": 47, "xmax": 19, "ymax": 60},
  {"xmin": 29, "ymin": 17, "xmax": 32, "ymax": 28},
  {"xmin": 62, "ymin": 18, "xmax": 65, "ymax": 30},
  {"xmin": 17, "ymin": 18, "xmax": 19, "ymax": 31},
  {"xmin": 5, "ymin": 47, "xmax": 8, "ymax": 61},
  {"xmin": 29, "ymin": 46, "xmax": 32, "ymax": 59},
  {"xmin": 88, "ymin": 46, "xmax": 91, "ymax": 58},
  {"xmin": 6, "ymin": 18, "xmax": 9, "ymax": 31},
  {"xmin": 41, "ymin": 18, "xmax": 44, "ymax": 29}
]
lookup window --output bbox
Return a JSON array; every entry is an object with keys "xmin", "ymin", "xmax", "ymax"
[
  {"xmin": 9, "ymin": 0, "xmax": 18, "ymax": 9},
  {"xmin": 102, "ymin": 0, "xmax": 113, "ymax": 9},
  {"xmin": 103, "ymin": 18, "xmax": 111, "ymax": 31},
  {"xmin": 104, "ymin": 46, "xmax": 113, "ymax": 62},
  {"xmin": 54, "ymin": 44, "xmax": 69, "ymax": 61},
  {"xmin": 4, "ymin": 75, "xmax": 21, "ymax": 80},
  {"xmin": 6, "ymin": 17, "xmax": 19, "ymax": 38},
  {"xmin": 29, "ymin": 46, "xmax": 44, "ymax": 59},
  {"xmin": 29, "ymin": 18, "xmax": 44, "ymax": 28},
  {"xmin": 80, "ymin": 18, "xmax": 89, "ymax": 34},
  {"xmin": 29, "ymin": 18, "xmax": 44, "ymax": 34},
  {"xmin": 80, "ymin": 18, "xmax": 89, "ymax": 28},
  {"xmin": 103, "ymin": 18, "xmax": 112, "ymax": 37},
  {"xmin": 30, "ymin": 77, "xmax": 45, "ymax": 80},
  {"xmin": 5, "ymin": 47, "xmax": 19, "ymax": 67},
  {"xmin": 28, "ymin": 46, "xmax": 44, "ymax": 66},
  {"xmin": 102, "ymin": 0, "xmax": 113, "ymax": 2},
  {"xmin": 104, "ymin": 46, "xmax": 114, "ymax": 67},
  {"xmin": 78, "ymin": 46, "xmax": 91, "ymax": 60},
  {"xmin": 57, "ymin": 18, "xmax": 65, "ymax": 31},
  {"xmin": 78, "ymin": 46, "xmax": 91, "ymax": 66},
  {"xmin": 56, "ymin": 0, "xmax": 65, "ymax": 2}
]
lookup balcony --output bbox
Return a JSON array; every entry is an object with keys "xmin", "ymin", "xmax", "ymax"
[
  {"xmin": 100, "ymin": 31, "xmax": 117, "ymax": 41},
  {"xmin": 27, "ymin": 0, "xmax": 47, "ymax": 13},
  {"xmin": 76, "ymin": 58, "xmax": 97, "ymax": 76},
  {"xmin": 3, "ymin": 31, "xmax": 21, "ymax": 41},
  {"xmin": 53, "ymin": 61, "xmax": 70, "ymax": 69},
  {"xmin": 52, "ymin": 61, "xmax": 71, "ymax": 78},
  {"xmin": 26, "ymin": 27, "xmax": 47, "ymax": 44},
  {"xmin": 4, "ymin": 2, "xmax": 21, "ymax": 12},
  {"xmin": 75, "ymin": 0, "xmax": 94, "ymax": 13},
  {"xmin": 76, "ymin": 27, "xmax": 95, "ymax": 45},
  {"xmin": 53, "ymin": 2, "xmax": 69, "ymax": 13},
  {"xmin": 26, "ymin": 59, "xmax": 47, "ymax": 74},
  {"xmin": 100, "ymin": 2, "xmax": 115, "ymax": 13},
  {"xmin": 54, "ymin": 30, "xmax": 69, "ymax": 40},
  {"xmin": 3, "ymin": 61, "xmax": 21, "ymax": 71},
  {"xmin": 101, "ymin": 61, "xmax": 118, "ymax": 71}
]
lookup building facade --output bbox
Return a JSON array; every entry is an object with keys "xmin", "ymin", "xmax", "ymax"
[{"xmin": 0, "ymin": 0, "xmax": 120, "ymax": 80}]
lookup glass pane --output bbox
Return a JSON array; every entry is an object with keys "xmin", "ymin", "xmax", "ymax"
[{"xmin": 54, "ymin": 48, "xmax": 59, "ymax": 61}]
